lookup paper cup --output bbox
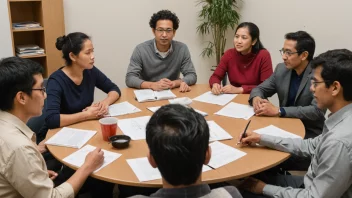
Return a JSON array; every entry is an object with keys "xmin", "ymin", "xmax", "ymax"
[{"xmin": 99, "ymin": 117, "xmax": 118, "ymax": 141}]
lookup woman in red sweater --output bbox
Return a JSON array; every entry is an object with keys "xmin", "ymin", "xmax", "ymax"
[{"xmin": 209, "ymin": 22, "xmax": 273, "ymax": 94}]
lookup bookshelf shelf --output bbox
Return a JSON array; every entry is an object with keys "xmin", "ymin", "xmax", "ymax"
[
  {"xmin": 7, "ymin": 0, "xmax": 65, "ymax": 77},
  {"xmin": 19, "ymin": 54, "xmax": 46, "ymax": 58},
  {"xmin": 9, "ymin": 0, "xmax": 42, "ymax": 2},
  {"xmin": 12, "ymin": 27, "xmax": 44, "ymax": 32}
]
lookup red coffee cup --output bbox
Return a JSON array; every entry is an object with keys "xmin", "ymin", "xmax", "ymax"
[{"xmin": 99, "ymin": 117, "xmax": 118, "ymax": 141}]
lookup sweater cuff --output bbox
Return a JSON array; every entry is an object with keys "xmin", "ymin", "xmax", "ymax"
[
  {"xmin": 280, "ymin": 107, "xmax": 286, "ymax": 117},
  {"xmin": 263, "ymin": 184, "xmax": 282, "ymax": 197}
]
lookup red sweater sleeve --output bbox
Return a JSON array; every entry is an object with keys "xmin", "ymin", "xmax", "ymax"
[
  {"xmin": 209, "ymin": 50, "xmax": 232, "ymax": 87},
  {"xmin": 241, "ymin": 50, "xmax": 273, "ymax": 93}
]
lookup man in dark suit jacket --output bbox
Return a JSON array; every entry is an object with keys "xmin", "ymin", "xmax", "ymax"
[{"xmin": 249, "ymin": 31, "xmax": 325, "ymax": 139}]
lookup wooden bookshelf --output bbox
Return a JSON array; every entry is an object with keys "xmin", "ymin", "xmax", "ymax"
[{"xmin": 7, "ymin": 0, "xmax": 65, "ymax": 77}]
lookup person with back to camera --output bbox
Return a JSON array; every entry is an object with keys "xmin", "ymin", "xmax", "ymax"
[
  {"xmin": 130, "ymin": 104, "xmax": 243, "ymax": 198},
  {"xmin": 209, "ymin": 22, "xmax": 273, "ymax": 95}
]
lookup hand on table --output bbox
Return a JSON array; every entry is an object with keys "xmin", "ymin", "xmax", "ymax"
[
  {"xmin": 150, "ymin": 78, "xmax": 172, "ymax": 91},
  {"xmin": 211, "ymin": 83, "xmax": 222, "ymax": 95},
  {"xmin": 179, "ymin": 81, "xmax": 191, "ymax": 92},
  {"xmin": 91, "ymin": 101, "xmax": 110, "ymax": 117},
  {"xmin": 220, "ymin": 85, "xmax": 243, "ymax": 94},
  {"xmin": 238, "ymin": 130, "xmax": 261, "ymax": 146},
  {"xmin": 82, "ymin": 147, "xmax": 104, "ymax": 173},
  {"xmin": 82, "ymin": 106, "xmax": 104, "ymax": 120},
  {"xmin": 255, "ymin": 101, "xmax": 280, "ymax": 117}
]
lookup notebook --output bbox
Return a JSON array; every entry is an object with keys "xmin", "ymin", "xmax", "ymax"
[{"xmin": 134, "ymin": 89, "xmax": 176, "ymax": 102}]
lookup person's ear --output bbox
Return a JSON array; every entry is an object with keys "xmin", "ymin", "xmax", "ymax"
[
  {"xmin": 69, "ymin": 52, "xmax": 77, "ymax": 63},
  {"xmin": 251, "ymin": 38, "xmax": 258, "ymax": 46},
  {"xmin": 204, "ymin": 146, "xmax": 212, "ymax": 165},
  {"xmin": 331, "ymin": 81, "xmax": 342, "ymax": 97},
  {"xmin": 152, "ymin": 28, "xmax": 156, "ymax": 37},
  {"xmin": 15, "ymin": 91, "xmax": 27, "ymax": 105},
  {"xmin": 300, "ymin": 51, "xmax": 309, "ymax": 61},
  {"xmin": 147, "ymin": 152, "xmax": 158, "ymax": 168}
]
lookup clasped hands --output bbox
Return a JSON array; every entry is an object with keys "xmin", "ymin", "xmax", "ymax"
[
  {"xmin": 151, "ymin": 78, "xmax": 191, "ymax": 92},
  {"xmin": 211, "ymin": 83, "xmax": 243, "ymax": 95},
  {"xmin": 252, "ymin": 96, "xmax": 280, "ymax": 117},
  {"xmin": 82, "ymin": 101, "xmax": 110, "ymax": 119}
]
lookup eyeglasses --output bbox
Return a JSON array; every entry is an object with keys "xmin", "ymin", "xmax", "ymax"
[
  {"xmin": 32, "ymin": 87, "xmax": 46, "ymax": 94},
  {"xmin": 310, "ymin": 80, "xmax": 329, "ymax": 88},
  {"xmin": 155, "ymin": 28, "xmax": 174, "ymax": 34},
  {"xmin": 279, "ymin": 49, "xmax": 301, "ymax": 57}
]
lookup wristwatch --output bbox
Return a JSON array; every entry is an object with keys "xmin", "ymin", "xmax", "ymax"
[{"xmin": 278, "ymin": 108, "xmax": 282, "ymax": 117}]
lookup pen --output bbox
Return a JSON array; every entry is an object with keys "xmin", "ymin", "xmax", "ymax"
[{"xmin": 237, "ymin": 120, "xmax": 251, "ymax": 145}]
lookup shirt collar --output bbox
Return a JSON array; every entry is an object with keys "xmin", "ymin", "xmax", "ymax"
[
  {"xmin": 0, "ymin": 110, "xmax": 35, "ymax": 141},
  {"xmin": 325, "ymin": 103, "xmax": 352, "ymax": 131},
  {"xmin": 151, "ymin": 183, "xmax": 211, "ymax": 198},
  {"xmin": 153, "ymin": 39, "xmax": 173, "ymax": 58}
]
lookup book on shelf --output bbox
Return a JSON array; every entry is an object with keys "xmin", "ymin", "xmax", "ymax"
[
  {"xmin": 15, "ymin": 44, "xmax": 40, "ymax": 52},
  {"xmin": 12, "ymin": 21, "xmax": 41, "ymax": 29},
  {"xmin": 16, "ymin": 49, "xmax": 45, "ymax": 54},
  {"xmin": 134, "ymin": 89, "xmax": 176, "ymax": 102},
  {"xmin": 16, "ymin": 52, "xmax": 45, "ymax": 57}
]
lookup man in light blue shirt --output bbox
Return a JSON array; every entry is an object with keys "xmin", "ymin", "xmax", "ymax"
[{"xmin": 239, "ymin": 49, "xmax": 352, "ymax": 197}]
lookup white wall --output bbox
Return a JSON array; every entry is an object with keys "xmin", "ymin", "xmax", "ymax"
[
  {"xmin": 0, "ymin": 1, "xmax": 13, "ymax": 58},
  {"xmin": 62, "ymin": 0, "xmax": 352, "ymax": 101}
]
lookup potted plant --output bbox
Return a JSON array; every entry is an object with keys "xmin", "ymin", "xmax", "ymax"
[{"xmin": 197, "ymin": 0, "xmax": 240, "ymax": 69}]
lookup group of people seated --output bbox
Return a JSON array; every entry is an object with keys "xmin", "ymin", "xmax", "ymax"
[{"xmin": 0, "ymin": 9, "xmax": 351, "ymax": 198}]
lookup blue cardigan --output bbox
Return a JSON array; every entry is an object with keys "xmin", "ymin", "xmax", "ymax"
[{"xmin": 45, "ymin": 66, "xmax": 121, "ymax": 129}]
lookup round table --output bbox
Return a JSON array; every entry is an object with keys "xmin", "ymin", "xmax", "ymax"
[{"xmin": 46, "ymin": 84, "xmax": 305, "ymax": 187}]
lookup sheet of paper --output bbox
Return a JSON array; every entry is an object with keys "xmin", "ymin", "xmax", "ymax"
[
  {"xmin": 193, "ymin": 91, "xmax": 237, "ymax": 106},
  {"xmin": 215, "ymin": 102, "xmax": 254, "ymax": 120},
  {"xmin": 147, "ymin": 106, "xmax": 161, "ymax": 113},
  {"xmin": 45, "ymin": 127, "xmax": 96, "ymax": 148},
  {"xmin": 154, "ymin": 90, "xmax": 176, "ymax": 100},
  {"xmin": 148, "ymin": 106, "xmax": 208, "ymax": 117},
  {"xmin": 118, "ymin": 116, "xmax": 151, "ymax": 140},
  {"xmin": 254, "ymin": 125, "xmax": 302, "ymax": 139},
  {"xmin": 127, "ymin": 157, "xmax": 213, "ymax": 182},
  {"xmin": 208, "ymin": 141, "xmax": 247, "ymax": 169},
  {"xmin": 63, "ymin": 145, "xmax": 122, "ymax": 173},
  {"xmin": 108, "ymin": 101, "xmax": 141, "ymax": 116},
  {"xmin": 168, "ymin": 97, "xmax": 192, "ymax": 105},
  {"xmin": 127, "ymin": 157, "xmax": 161, "ymax": 182},
  {"xmin": 207, "ymin": 121, "xmax": 233, "ymax": 142},
  {"xmin": 134, "ymin": 89, "xmax": 155, "ymax": 102}
]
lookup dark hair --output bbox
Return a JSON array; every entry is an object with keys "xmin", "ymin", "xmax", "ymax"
[
  {"xmin": 146, "ymin": 104, "xmax": 209, "ymax": 186},
  {"xmin": 311, "ymin": 49, "xmax": 352, "ymax": 101},
  {"xmin": 235, "ymin": 22, "xmax": 264, "ymax": 54},
  {"xmin": 149, "ymin": 10, "xmax": 180, "ymax": 30},
  {"xmin": 285, "ymin": 31, "xmax": 315, "ymax": 61},
  {"xmin": 0, "ymin": 57, "xmax": 43, "ymax": 111},
  {"xmin": 55, "ymin": 32, "xmax": 90, "ymax": 65}
]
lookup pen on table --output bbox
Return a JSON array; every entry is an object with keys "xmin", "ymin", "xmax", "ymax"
[{"xmin": 237, "ymin": 120, "xmax": 251, "ymax": 145}]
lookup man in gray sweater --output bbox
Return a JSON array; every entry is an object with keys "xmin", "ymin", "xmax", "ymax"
[
  {"xmin": 125, "ymin": 10, "xmax": 197, "ymax": 92},
  {"xmin": 239, "ymin": 49, "xmax": 352, "ymax": 197}
]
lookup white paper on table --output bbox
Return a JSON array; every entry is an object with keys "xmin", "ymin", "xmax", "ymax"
[
  {"xmin": 208, "ymin": 141, "xmax": 247, "ymax": 169},
  {"xmin": 63, "ymin": 145, "xmax": 122, "ymax": 173},
  {"xmin": 193, "ymin": 91, "xmax": 237, "ymax": 106},
  {"xmin": 147, "ymin": 106, "xmax": 161, "ymax": 113},
  {"xmin": 127, "ymin": 157, "xmax": 162, "ymax": 182},
  {"xmin": 118, "ymin": 116, "xmax": 151, "ymax": 140},
  {"xmin": 207, "ymin": 121, "xmax": 233, "ymax": 142},
  {"xmin": 148, "ymin": 106, "xmax": 208, "ymax": 117},
  {"xmin": 127, "ymin": 157, "xmax": 213, "ymax": 182},
  {"xmin": 45, "ymin": 127, "xmax": 96, "ymax": 148},
  {"xmin": 215, "ymin": 102, "xmax": 254, "ymax": 120},
  {"xmin": 134, "ymin": 89, "xmax": 176, "ymax": 102},
  {"xmin": 254, "ymin": 125, "xmax": 302, "ymax": 139},
  {"xmin": 168, "ymin": 97, "xmax": 192, "ymax": 106},
  {"xmin": 108, "ymin": 101, "xmax": 141, "ymax": 116}
]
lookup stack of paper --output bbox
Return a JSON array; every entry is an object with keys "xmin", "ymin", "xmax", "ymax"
[
  {"xmin": 254, "ymin": 125, "xmax": 302, "ymax": 139},
  {"xmin": 63, "ymin": 145, "xmax": 122, "ymax": 173},
  {"xmin": 215, "ymin": 102, "xmax": 254, "ymax": 120},
  {"xmin": 193, "ymin": 91, "xmax": 237, "ymax": 106},
  {"xmin": 15, "ymin": 44, "xmax": 45, "ymax": 57},
  {"xmin": 147, "ymin": 106, "xmax": 208, "ymax": 116},
  {"xmin": 207, "ymin": 121, "xmax": 233, "ymax": 142},
  {"xmin": 127, "ymin": 157, "xmax": 212, "ymax": 182},
  {"xmin": 134, "ymin": 89, "xmax": 176, "ymax": 102},
  {"xmin": 108, "ymin": 101, "xmax": 141, "ymax": 116},
  {"xmin": 118, "ymin": 116, "xmax": 151, "ymax": 140},
  {"xmin": 45, "ymin": 127, "xmax": 96, "ymax": 148},
  {"xmin": 168, "ymin": 97, "xmax": 192, "ymax": 106},
  {"xmin": 12, "ymin": 21, "xmax": 41, "ymax": 29},
  {"xmin": 208, "ymin": 141, "xmax": 247, "ymax": 169}
]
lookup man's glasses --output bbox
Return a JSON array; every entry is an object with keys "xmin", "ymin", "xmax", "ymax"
[
  {"xmin": 279, "ymin": 49, "xmax": 301, "ymax": 57},
  {"xmin": 310, "ymin": 80, "xmax": 329, "ymax": 88},
  {"xmin": 32, "ymin": 87, "xmax": 46, "ymax": 94},
  {"xmin": 155, "ymin": 28, "xmax": 174, "ymax": 34}
]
